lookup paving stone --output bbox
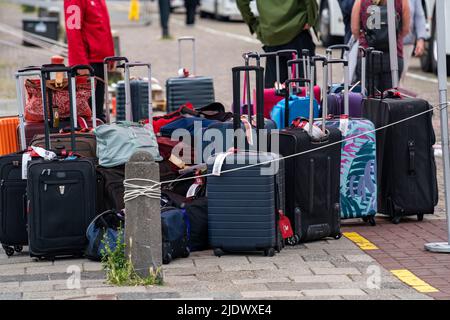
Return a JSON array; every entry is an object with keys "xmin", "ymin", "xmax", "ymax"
[
  {"xmin": 292, "ymin": 275, "xmax": 352, "ymax": 283},
  {"xmin": 0, "ymin": 274, "xmax": 49, "ymax": 283},
  {"xmin": 257, "ymin": 267, "xmax": 313, "ymax": 276},
  {"xmin": 311, "ymin": 267, "xmax": 362, "ymax": 275},
  {"xmin": 117, "ymin": 292, "xmax": 181, "ymax": 300},
  {"xmin": 220, "ymin": 263, "xmax": 278, "ymax": 272},
  {"xmin": 163, "ymin": 266, "xmax": 221, "ymax": 276},
  {"xmin": 196, "ymin": 271, "xmax": 257, "ymax": 282},
  {"xmin": 54, "ymin": 279, "xmax": 109, "ymax": 290},
  {"xmin": 82, "ymin": 262, "xmax": 104, "ymax": 272},
  {"xmin": 241, "ymin": 290, "xmax": 304, "ymax": 298},
  {"xmin": 0, "ymin": 268, "xmax": 25, "ymax": 276},
  {"xmin": 26, "ymin": 265, "xmax": 77, "ymax": 275},
  {"xmin": 0, "ymin": 261, "xmax": 52, "ymax": 272},
  {"xmin": 179, "ymin": 291, "xmax": 242, "ymax": 300},
  {"xmin": 344, "ymin": 255, "xmax": 375, "ymax": 262},
  {"xmin": 193, "ymin": 256, "xmax": 250, "ymax": 267},
  {"xmin": 53, "ymin": 259, "xmax": 86, "ymax": 266},
  {"xmin": 47, "ymin": 271, "xmax": 105, "ymax": 281},
  {"xmin": 164, "ymin": 275, "xmax": 199, "ymax": 284},
  {"xmin": 23, "ymin": 289, "xmax": 86, "ymax": 300},
  {"xmin": 209, "ymin": 283, "xmax": 269, "ymax": 293},
  {"xmin": 85, "ymin": 286, "xmax": 148, "ymax": 295},
  {"xmin": 302, "ymin": 288, "xmax": 367, "ymax": 297},
  {"xmin": 266, "ymin": 282, "xmax": 330, "ymax": 291},
  {"xmin": 231, "ymin": 277, "xmax": 291, "ymax": 285},
  {"xmin": 162, "ymin": 259, "xmax": 195, "ymax": 269},
  {"xmin": 0, "ymin": 293, "xmax": 22, "ymax": 300}
]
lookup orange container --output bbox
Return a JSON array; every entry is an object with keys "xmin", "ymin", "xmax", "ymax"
[{"xmin": 0, "ymin": 117, "xmax": 20, "ymax": 156}]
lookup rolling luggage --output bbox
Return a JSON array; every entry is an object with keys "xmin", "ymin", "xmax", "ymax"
[
  {"xmin": 0, "ymin": 151, "xmax": 28, "ymax": 256},
  {"xmin": 270, "ymin": 58, "xmax": 320, "ymax": 129},
  {"xmin": 116, "ymin": 79, "xmax": 150, "ymax": 122},
  {"xmin": 326, "ymin": 45, "xmax": 363, "ymax": 94},
  {"xmin": 27, "ymin": 65, "xmax": 97, "ymax": 259},
  {"xmin": 363, "ymin": 51, "xmax": 438, "ymax": 224},
  {"xmin": 207, "ymin": 65, "xmax": 284, "ymax": 257},
  {"xmin": 315, "ymin": 57, "xmax": 377, "ymax": 225},
  {"xmin": 161, "ymin": 206, "xmax": 190, "ymax": 264},
  {"xmin": 96, "ymin": 165, "xmax": 125, "ymax": 214},
  {"xmin": 166, "ymin": 37, "xmax": 215, "ymax": 112},
  {"xmin": 0, "ymin": 117, "xmax": 19, "ymax": 156},
  {"xmin": 271, "ymin": 57, "xmax": 342, "ymax": 243}
]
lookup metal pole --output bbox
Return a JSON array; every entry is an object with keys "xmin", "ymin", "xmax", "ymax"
[
  {"xmin": 425, "ymin": 0, "xmax": 450, "ymax": 253},
  {"xmin": 387, "ymin": 0, "xmax": 399, "ymax": 88}
]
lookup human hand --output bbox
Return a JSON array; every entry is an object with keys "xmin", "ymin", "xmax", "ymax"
[
  {"xmin": 77, "ymin": 69, "xmax": 90, "ymax": 76},
  {"xmin": 107, "ymin": 61, "xmax": 117, "ymax": 72},
  {"xmin": 303, "ymin": 23, "xmax": 310, "ymax": 30},
  {"xmin": 414, "ymin": 39, "xmax": 425, "ymax": 57}
]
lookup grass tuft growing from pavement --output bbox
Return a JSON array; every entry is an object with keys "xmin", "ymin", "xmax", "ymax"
[{"xmin": 101, "ymin": 227, "xmax": 163, "ymax": 287}]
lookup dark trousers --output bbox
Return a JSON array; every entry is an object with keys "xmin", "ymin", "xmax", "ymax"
[
  {"xmin": 262, "ymin": 30, "xmax": 316, "ymax": 88},
  {"xmin": 158, "ymin": 0, "xmax": 170, "ymax": 35},
  {"xmin": 355, "ymin": 53, "xmax": 404, "ymax": 94},
  {"xmin": 185, "ymin": 0, "xmax": 198, "ymax": 25},
  {"xmin": 90, "ymin": 63, "xmax": 105, "ymax": 122}
]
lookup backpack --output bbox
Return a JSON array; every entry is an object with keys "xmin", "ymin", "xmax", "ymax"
[
  {"xmin": 364, "ymin": 1, "xmax": 402, "ymax": 52},
  {"xmin": 161, "ymin": 207, "xmax": 191, "ymax": 264},
  {"xmin": 85, "ymin": 210, "xmax": 125, "ymax": 261}
]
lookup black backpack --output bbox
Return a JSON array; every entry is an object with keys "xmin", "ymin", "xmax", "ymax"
[{"xmin": 364, "ymin": 3, "xmax": 401, "ymax": 52}]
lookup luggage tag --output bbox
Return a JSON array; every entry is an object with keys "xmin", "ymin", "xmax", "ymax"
[
  {"xmin": 278, "ymin": 210, "xmax": 294, "ymax": 239},
  {"xmin": 339, "ymin": 115, "xmax": 349, "ymax": 136},
  {"xmin": 31, "ymin": 146, "xmax": 57, "ymax": 161},
  {"xmin": 212, "ymin": 151, "xmax": 234, "ymax": 176},
  {"xmin": 186, "ymin": 170, "xmax": 204, "ymax": 198},
  {"xmin": 21, "ymin": 153, "xmax": 32, "ymax": 180},
  {"xmin": 240, "ymin": 115, "xmax": 254, "ymax": 146}
]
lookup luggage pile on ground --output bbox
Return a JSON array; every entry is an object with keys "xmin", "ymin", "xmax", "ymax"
[{"xmin": 0, "ymin": 36, "xmax": 438, "ymax": 263}]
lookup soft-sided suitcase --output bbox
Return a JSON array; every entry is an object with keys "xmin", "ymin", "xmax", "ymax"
[
  {"xmin": 326, "ymin": 44, "xmax": 363, "ymax": 94},
  {"xmin": 30, "ymin": 131, "xmax": 97, "ymax": 158},
  {"xmin": 315, "ymin": 58, "xmax": 377, "ymax": 225},
  {"xmin": 207, "ymin": 65, "xmax": 284, "ymax": 257},
  {"xmin": 116, "ymin": 80, "xmax": 149, "ymax": 122},
  {"xmin": 0, "ymin": 152, "xmax": 28, "ymax": 256},
  {"xmin": 0, "ymin": 117, "xmax": 19, "ymax": 156},
  {"xmin": 161, "ymin": 206, "xmax": 190, "ymax": 264},
  {"xmin": 166, "ymin": 37, "xmax": 215, "ymax": 112},
  {"xmin": 272, "ymin": 57, "xmax": 342, "ymax": 243},
  {"xmin": 96, "ymin": 165, "xmax": 125, "ymax": 214},
  {"xmin": 27, "ymin": 65, "xmax": 97, "ymax": 259},
  {"xmin": 363, "ymin": 52, "xmax": 437, "ymax": 224}
]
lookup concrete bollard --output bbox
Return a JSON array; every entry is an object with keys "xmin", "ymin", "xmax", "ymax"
[{"xmin": 125, "ymin": 151, "xmax": 162, "ymax": 278}]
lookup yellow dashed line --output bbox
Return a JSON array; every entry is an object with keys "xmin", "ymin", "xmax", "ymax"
[
  {"xmin": 391, "ymin": 269, "xmax": 439, "ymax": 293},
  {"xmin": 343, "ymin": 232, "xmax": 379, "ymax": 250}
]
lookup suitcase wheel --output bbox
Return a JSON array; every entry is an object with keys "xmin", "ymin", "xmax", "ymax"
[
  {"xmin": 14, "ymin": 245, "xmax": 23, "ymax": 253},
  {"xmin": 286, "ymin": 236, "xmax": 298, "ymax": 246},
  {"xmin": 333, "ymin": 233, "xmax": 343, "ymax": 240},
  {"xmin": 363, "ymin": 216, "xmax": 377, "ymax": 226},
  {"xmin": 182, "ymin": 247, "xmax": 190, "ymax": 258},
  {"xmin": 163, "ymin": 253, "xmax": 172, "ymax": 264},
  {"xmin": 264, "ymin": 248, "xmax": 275, "ymax": 257},
  {"xmin": 213, "ymin": 248, "xmax": 224, "ymax": 257},
  {"xmin": 392, "ymin": 216, "xmax": 401, "ymax": 225},
  {"xmin": 2, "ymin": 245, "xmax": 14, "ymax": 257},
  {"xmin": 417, "ymin": 214, "xmax": 424, "ymax": 222}
]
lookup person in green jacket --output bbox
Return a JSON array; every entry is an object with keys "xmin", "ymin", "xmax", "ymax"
[{"xmin": 237, "ymin": 0, "xmax": 319, "ymax": 88}]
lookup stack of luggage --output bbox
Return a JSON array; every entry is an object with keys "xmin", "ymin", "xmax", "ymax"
[{"xmin": 0, "ymin": 32, "xmax": 439, "ymax": 263}]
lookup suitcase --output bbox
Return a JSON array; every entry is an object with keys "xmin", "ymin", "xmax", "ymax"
[
  {"xmin": 96, "ymin": 165, "xmax": 125, "ymax": 214},
  {"xmin": 316, "ymin": 57, "xmax": 377, "ymax": 225},
  {"xmin": 0, "ymin": 117, "xmax": 19, "ymax": 156},
  {"xmin": 271, "ymin": 59, "xmax": 342, "ymax": 242},
  {"xmin": 103, "ymin": 56, "xmax": 130, "ymax": 124},
  {"xmin": 116, "ymin": 80, "xmax": 149, "ymax": 122},
  {"xmin": 30, "ymin": 132, "xmax": 97, "ymax": 158},
  {"xmin": 161, "ymin": 206, "xmax": 190, "ymax": 264},
  {"xmin": 0, "ymin": 152, "xmax": 28, "ymax": 256},
  {"xmin": 27, "ymin": 65, "xmax": 97, "ymax": 259},
  {"xmin": 206, "ymin": 66, "xmax": 284, "ymax": 257},
  {"xmin": 166, "ymin": 37, "xmax": 215, "ymax": 112}
]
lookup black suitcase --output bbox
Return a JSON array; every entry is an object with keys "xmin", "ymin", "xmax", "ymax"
[
  {"xmin": 27, "ymin": 65, "xmax": 97, "ymax": 259},
  {"xmin": 271, "ymin": 57, "xmax": 342, "ymax": 243},
  {"xmin": 0, "ymin": 152, "xmax": 28, "ymax": 256},
  {"xmin": 363, "ymin": 51, "xmax": 438, "ymax": 224},
  {"xmin": 206, "ymin": 66, "xmax": 284, "ymax": 257},
  {"xmin": 96, "ymin": 165, "xmax": 125, "ymax": 214},
  {"xmin": 166, "ymin": 37, "xmax": 215, "ymax": 112},
  {"xmin": 116, "ymin": 80, "xmax": 149, "ymax": 122}
]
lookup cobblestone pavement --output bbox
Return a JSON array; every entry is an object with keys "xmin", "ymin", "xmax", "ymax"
[{"xmin": 0, "ymin": 0, "xmax": 450, "ymax": 300}]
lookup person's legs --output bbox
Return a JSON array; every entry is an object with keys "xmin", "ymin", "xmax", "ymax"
[
  {"xmin": 90, "ymin": 63, "xmax": 105, "ymax": 122},
  {"xmin": 185, "ymin": 0, "xmax": 196, "ymax": 25},
  {"xmin": 158, "ymin": 0, "xmax": 170, "ymax": 37},
  {"xmin": 400, "ymin": 44, "xmax": 414, "ymax": 86}
]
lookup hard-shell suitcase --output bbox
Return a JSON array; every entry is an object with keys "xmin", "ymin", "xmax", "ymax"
[
  {"xmin": 326, "ymin": 45, "xmax": 364, "ymax": 94},
  {"xmin": 0, "ymin": 152, "xmax": 28, "ymax": 256},
  {"xmin": 166, "ymin": 37, "xmax": 215, "ymax": 112},
  {"xmin": 316, "ymin": 57, "xmax": 377, "ymax": 225},
  {"xmin": 363, "ymin": 52, "xmax": 437, "ymax": 224},
  {"xmin": 116, "ymin": 79, "xmax": 150, "ymax": 122},
  {"xmin": 206, "ymin": 66, "xmax": 284, "ymax": 257},
  {"xmin": 27, "ymin": 65, "xmax": 97, "ymax": 259},
  {"xmin": 0, "ymin": 117, "xmax": 19, "ymax": 156},
  {"xmin": 272, "ymin": 58, "xmax": 342, "ymax": 243}
]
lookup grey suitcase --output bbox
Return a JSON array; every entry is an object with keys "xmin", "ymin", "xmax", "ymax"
[
  {"xmin": 206, "ymin": 66, "xmax": 284, "ymax": 257},
  {"xmin": 166, "ymin": 37, "xmax": 215, "ymax": 112},
  {"xmin": 116, "ymin": 80, "xmax": 149, "ymax": 122}
]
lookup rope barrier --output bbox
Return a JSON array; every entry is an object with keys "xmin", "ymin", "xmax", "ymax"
[{"xmin": 124, "ymin": 100, "xmax": 449, "ymax": 202}]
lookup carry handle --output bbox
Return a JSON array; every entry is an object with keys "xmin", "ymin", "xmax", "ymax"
[
  {"xmin": 283, "ymin": 78, "xmax": 311, "ymax": 129},
  {"xmin": 69, "ymin": 65, "xmax": 96, "ymax": 131},
  {"xmin": 327, "ymin": 45, "xmax": 351, "ymax": 58},
  {"xmin": 123, "ymin": 62, "xmax": 153, "ymax": 122},
  {"xmin": 359, "ymin": 47, "xmax": 372, "ymax": 97},
  {"xmin": 327, "ymin": 59, "xmax": 349, "ymax": 116},
  {"xmin": 232, "ymin": 66, "xmax": 264, "ymax": 150},
  {"xmin": 369, "ymin": 50, "xmax": 384, "ymax": 97},
  {"xmin": 312, "ymin": 56, "xmax": 328, "ymax": 133},
  {"xmin": 287, "ymin": 58, "xmax": 309, "ymax": 96},
  {"xmin": 301, "ymin": 49, "xmax": 311, "ymax": 80},
  {"xmin": 178, "ymin": 37, "xmax": 196, "ymax": 75},
  {"xmin": 275, "ymin": 49, "xmax": 298, "ymax": 94},
  {"xmin": 15, "ymin": 68, "xmax": 42, "ymax": 150},
  {"xmin": 103, "ymin": 56, "xmax": 129, "ymax": 124}
]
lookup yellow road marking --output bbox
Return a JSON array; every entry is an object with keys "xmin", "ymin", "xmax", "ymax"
[
  {"xmin": 391, "ymin": 269, "xmax": 439, "ymax": 293},
  {"xmin": 343, "ymin": 232, "xmax": 379, "ymax": 250}
]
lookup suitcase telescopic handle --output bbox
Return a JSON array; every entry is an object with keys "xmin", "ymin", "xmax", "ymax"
[
  {"xmin": 327, "ymin": 59, "xmax": 350, "ymax": 116},
  {"xmin": 311, "ymin": 56, "xmax": 329, "ymax": 133},
  {"xmin": 369, "ymin": 50, "xmax": 383, "ymax": 97},
  {"xmin": 327, "ymin": 45, "xmax": 351, "ymax": 58},
  {"xmin": 103, "ymin": 56, "xmax": 129, "ymax": 124},
  {"xmin": 178, "ymin": 37, "xmax": 196, "ymax": 75},
  {"xmin": 15, "ymin": 67, "xmax": 42, "ymax": 150},
  {"xmin": 124, "ymin": 62, "xmax": 153, "ymax": 122},
  {"xmin": 275, "ymin": 49, "xmax": 298, "ymax": 94},
  {"xmin": 232, "ymin": 66, "xmax": 265, "ymax": 151},
  {"xmin": 283, "ymin": 77, "xmax": 312, "ymax": 129},
  {"xmin": 358, "ymin": 47, "xmax": 373, "ymax": 97}
]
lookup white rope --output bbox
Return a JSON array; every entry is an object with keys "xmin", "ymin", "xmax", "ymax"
[{"xmin": 123, "ymin": 101, "xmax": 449, "ymax": 202}]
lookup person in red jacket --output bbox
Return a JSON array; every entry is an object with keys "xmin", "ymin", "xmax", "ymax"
[{"xmin": 64, "ymin": 0, "xmax": 115, "ymax": 122}]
